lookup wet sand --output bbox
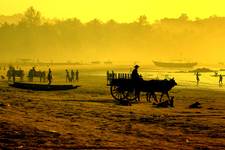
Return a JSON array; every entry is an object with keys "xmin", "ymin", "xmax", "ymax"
[{"xmin": 0, "ymin": 80, "xmax": 225, "ymax": 149}]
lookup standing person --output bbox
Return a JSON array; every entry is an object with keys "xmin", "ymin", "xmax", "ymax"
[
  {"xmin": 219, "ymin": 74, "xmax": 223, "ymax": 86},
  {"xmin": 12, "ymin": 67, "xmax": 16, "ymax": 83},
  {"xmin": 47, "ymin": 68, "xmax": 52, "ymax": 85},
  {"xmin": 65, "ymin": 69, "xmax": 70, "ymax": 82},
  {"xmin": 131, "ymin": 65, "xmax": 141, "ymax": 101},
  {"xmin": 31, "ymin": 67, "xmax": 36, "ymax": 81},
  {"xmin": 7, "ymin": 67, "xmax": 12, "ymax": 81},
  {"xmin": 76, "ymin": 70, "xmax": 79, "ymax": 82},
  {"xmin": 196, "ymin": 72, "xmax": 200, "ymax": 86},
  {"xmin": 71, "ymin": 70, "xmax": 75, "ymax": 82}
]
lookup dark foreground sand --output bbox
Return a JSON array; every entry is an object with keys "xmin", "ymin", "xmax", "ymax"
[{"xmin": 0, "ymin": 81, "xmax": 225, "ymax": 150}]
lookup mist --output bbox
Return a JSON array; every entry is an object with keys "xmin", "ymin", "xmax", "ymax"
[{"xmin": 1, "ymin": 7, "xmax": 225, "ymax": 65}]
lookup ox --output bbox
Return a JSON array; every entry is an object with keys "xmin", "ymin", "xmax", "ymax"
[
  {"xmin": 28, "ymin": 69, "xmax": 46, "ymax": 82},
  {"xmin": 7, "ymin": 68, "xmax": 24, "ymax": 82},
  {"xmin": 141, "ymin": 78, "xmax": 177, "ymax": 103}
]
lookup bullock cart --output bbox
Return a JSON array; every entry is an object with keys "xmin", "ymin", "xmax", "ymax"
[{"xmin": 106, "ymin": 72, "xmax": 177, "ymax": 102}]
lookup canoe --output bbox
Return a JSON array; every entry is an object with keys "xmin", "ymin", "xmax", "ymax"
[
  {"xmin": 153, "ymin": 60, "xmax": 197, "ymax": 68},
  {"xmin": 9, "ymin": 82, "xmax": 79, "ymax": 91}
]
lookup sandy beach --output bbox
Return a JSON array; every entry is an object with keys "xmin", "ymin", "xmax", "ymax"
[
  {"xmin": 2, "ymin": 1, "xmax": 225, "ymax": 149},
  {"xmin": 0, "ymin": 77, "xmax": 225, "ymax": 150}
]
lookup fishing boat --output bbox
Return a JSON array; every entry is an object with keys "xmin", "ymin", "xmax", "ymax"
[
  {"xmin": 189, "ymin": 67, "xmax": 215, "ymax": 73},
  {"xmin": 9, "ymin": 82, "xmax": 79, "ymax": 91},
  {"xmin": 153, "ymin": 60, "xmax": 197, "ymax": 68}
]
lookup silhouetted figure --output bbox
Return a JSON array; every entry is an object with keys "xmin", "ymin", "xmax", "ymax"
[
  {"xmin": 7, "ymin": 68, "xmax": 11, "ymax": 81},
  {"xmin": 12, "ymin": 67, "xmax": 16, "ymax": 83},
  {"xmin": 28, "ymin": 67, "xmax": 36, "ymax": 82},
  {"xmin": 131, "ymin": 65, "xmax": 141, "ymax": 101},
  {"xmin": 65, "ymin": 69, "xmax": 70, "ymax": 82},
  {"xmin": 32, "ymin": 67, "xmax": 35, "ymax": 80},
  {"xmin": 189, "ymin": 102, "xmax": 202, "ymax": 108},
  {"xmin": 7, "ymin": 66, "xmax": 16, "ymax": 82},
  {"xmin": 219, "ymin": 74, "xmax": 223, "ymax": 86},
  {"xmin": 71, "ymin": 70, "xmax": 75, "ymax": 82},
  {"xmin": 131, "ymin": 65, "xmax": 140, "ymax": 80},
  {"xmin": 214, "ymin": 71, "xmax": 218, "ymax": 76},
  {"xmin": 156, "ymin": 96, "xmax": 174, "ymax": 108},
  {"xmin": 32, "ymin": 67, "xmax": 36, "ymax": 72},
  {"xmin": 76, "ymin": 70, "xmax": 79, "ymax": 82},
  {"xmin": 1, "ymin": 75, "xmax": 5, "ymax": 80},
  {"xmin": 196, "ymin": 72, "xmax": 200, "ymax": 86},
  {"xmin": 47, "ymin": 68, "xmax": 52, "ymax": 85}
]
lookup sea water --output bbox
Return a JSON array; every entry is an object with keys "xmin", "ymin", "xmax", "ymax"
[{"xmin": 1, "ymin": 64, "xmax": 224, "ymax": 91}]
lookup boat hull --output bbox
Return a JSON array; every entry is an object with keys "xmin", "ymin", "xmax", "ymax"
[
  {"xmin": 153, "ymin": 61, "xmax": 197, "ymax": 68},
  {"xmin": 9, "ymin": 82, "xmax": 79, "ymax": 91}
]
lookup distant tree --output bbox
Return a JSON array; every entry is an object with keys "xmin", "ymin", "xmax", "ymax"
[
  {"xmin": 178, "ymin": 13, "xmax": 189, "ymax": 21},
  {"xmin": 0, "ymin": 22, "xmax": 10, "ymax": 28},
  {"xmin": 86, "ymin": 18, "xmax": 102, "ymax": 28},
  {"xmin": 138, "ymin": 15, "xmax": 149, "ymax": 25},
  {"xmin": 19, "ymin": 6, "xmax": 42, "ymax": 27},
  {"xmin": 106, "ymin": 19, "xmax": 118, "ymax": 26}
]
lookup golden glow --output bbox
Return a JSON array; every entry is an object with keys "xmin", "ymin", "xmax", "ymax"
[
  {"xmin": 1, "ymin": 0, "xmax": 225, "ymax": 22},
  {"xmin": 1, "ymin": 0, "xmax": 225, "ymax": 64}
]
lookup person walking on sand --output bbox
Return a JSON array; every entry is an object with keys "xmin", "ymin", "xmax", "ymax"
[
  {"xmin": 196, "ymin": 72, "xmax": 200, "ymax": 86},
  {"xmin": 71, "ymin": 70, "xmax": 75, "ymax": 82},
  {"xmin": 47, "ymin": 68, "xmax": 52, "ymax": 85},
  {"xmin": 75, "ymin": 70, "xmax": 79, "ymax": 82},
  {"xmin": 12, "ymin": 67, "xmax": 16, "ymax": 83},
  {"xmin": 219, "ymin": 74, "xmax": 223, "ymax": 86},
  {"xmin": 65, "ymin": 69, "xmax": 70, "ymax": 82}
]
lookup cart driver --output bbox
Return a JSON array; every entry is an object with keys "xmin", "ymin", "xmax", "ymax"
[{"xmin": 131, "ymin": 65, "xmax": 142, "ymax": 101}]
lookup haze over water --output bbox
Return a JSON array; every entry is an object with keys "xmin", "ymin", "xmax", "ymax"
[
  {"xmin": 2, "ymin": 63, "xmax": 224, "ymax": 91},
  {"xmin": 1, "ymin": 0, "xmax": 225, "ymax": 90},
  {"xmin": 1, "ymin": 1, "xmax": 225, "ymax": 64}
]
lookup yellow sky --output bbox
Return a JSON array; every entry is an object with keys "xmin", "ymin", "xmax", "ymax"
[{"xmin": 1, "ymin": 0, "xmax": 225, "ymax": 22}]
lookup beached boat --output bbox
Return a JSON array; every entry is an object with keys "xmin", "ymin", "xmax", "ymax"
[
  {"xmin": 189, "ymin": 67, "xmax": 215, "ymax": 73},
  {"xmin": 9, "ymin": 82, "xmax": 79, "ymax": 91},
  {"xmin": 153, "ymin": 60, "xmax": 197, "ymax": 68}
]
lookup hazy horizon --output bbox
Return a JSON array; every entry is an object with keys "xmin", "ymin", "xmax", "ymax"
[
  {"xmin": 1, "ymin": 0, "xmax": 225, "ymax": 23},
  {"xmin": 1, "ymin": 2, "xmax": 225, "ymax": 66}
]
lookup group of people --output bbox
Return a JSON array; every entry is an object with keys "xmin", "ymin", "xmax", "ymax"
[
  {"xmin": 46, "ymin": 68, "xmax": 79, "ymax": 85},
  {"xmin": 196, "ymin": 72, "xmax": 223, "ymax": 86},
  {"xmin": 65, "ymin": 69, "xmax": 79, "ymax": 82},
  {"xmin": 5, "ymin": 66, "xmax": 77, "ymax": 85},
  {"xmin": 27, "ymin": 67, "xmax": 52, "ymax": 85}
]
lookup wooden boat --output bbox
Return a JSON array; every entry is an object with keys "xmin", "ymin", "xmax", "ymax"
[
  {"xmin": 153, "ymin": 60, "xmax": 197, "ymax": 68},
  {"xmin": 189, "ymin": 67, "xmax": 215, "ymax": 73},
  {"xmin": 9, "ymin": 82, "xmax": 79, "ymax": 91}
]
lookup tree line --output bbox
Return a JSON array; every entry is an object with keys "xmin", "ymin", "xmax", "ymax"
[{"xmin": 0, "ymin": 7, "xmax": 225, "ymax": 63}]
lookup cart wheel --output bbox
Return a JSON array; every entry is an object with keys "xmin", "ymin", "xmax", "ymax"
[
  {"xmin": 110, "ymin": 85, "xmax": 126, "ymax": 100},
  {"xmin": 124, "ymin": 89, "xmax": 137, "ymax": 101}
]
